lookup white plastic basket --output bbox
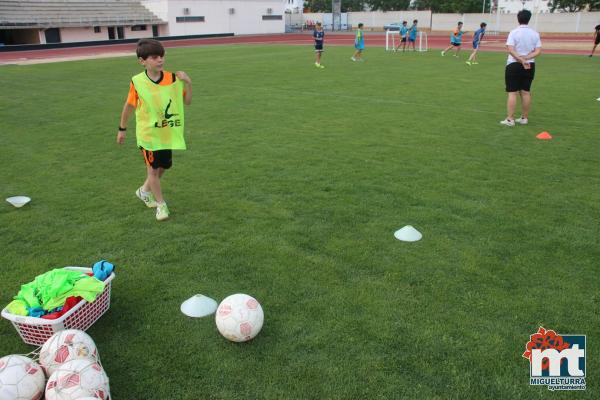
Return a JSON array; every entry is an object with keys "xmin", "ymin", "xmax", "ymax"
[{"xmin": 1, "ymin": 266, "xmax": 115, "ymax": 346}]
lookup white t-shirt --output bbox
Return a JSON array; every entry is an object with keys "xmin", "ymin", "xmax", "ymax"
[{"xmin": 506, "ymin": 25, "xmax": 542, "ymax": 64}]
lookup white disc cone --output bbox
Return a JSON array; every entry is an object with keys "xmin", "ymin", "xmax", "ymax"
[
  {"xmin": 6, "ymin": 196, "xmax": 31, "ymax": 208},
  {"xmin": 394, "ymin": 225, "xmax": 422, "ymax": 242},
  {"xmin": 181, "ymin": 294, "xmax": 218, "ymax": 318}
]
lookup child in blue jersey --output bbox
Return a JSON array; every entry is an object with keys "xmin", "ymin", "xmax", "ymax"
[
  {"xmin": 408, "ymin": 20, "xmax": 418, "ymax": 51},
  {"xmin": 441, "ymin": 21, "xmax": 465, "ymax": 57},
  {"xmin": 395, "ymin": 21, "xmax": 409, "ymax": 52},
  {"xmin": 313, "ymin": 22, "xmax": 325, "ymax": 68},
  {"xmin": 351, "ymin": 23, "xmax": 365, "ymax": 61},
  {"xmin": 467, "ymin": 23, "xmax": 487, "ymax": 65}
]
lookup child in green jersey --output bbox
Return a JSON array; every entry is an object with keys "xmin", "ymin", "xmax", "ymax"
[{"xmin": 116, "ymin": 39, "xmax": 192, "ymax": 221}]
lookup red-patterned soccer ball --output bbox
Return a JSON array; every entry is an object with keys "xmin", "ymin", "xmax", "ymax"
[
  {"xmin": 45, "ymin": 358, "xmax": 109, "ymax": 400},
  {"xmin": 39, "ymin": 329, "xmax": 99, "ymax": 376},
  {"xmin": 0, "ymin": 355, "xmax": 45, "ymax": 400},
  {"xmin": 215, "ymin": 294, "xmax": 264, "ymax": 342}
]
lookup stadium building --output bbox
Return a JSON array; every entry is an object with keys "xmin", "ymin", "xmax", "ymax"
[{"xmin": 0, "ymin": 0, "xmax": 285, "ymax": 45}]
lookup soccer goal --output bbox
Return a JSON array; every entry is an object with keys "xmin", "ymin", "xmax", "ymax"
[{"xmin": 385, "ymin": 31, "xmax": 428, "ymax": 52}]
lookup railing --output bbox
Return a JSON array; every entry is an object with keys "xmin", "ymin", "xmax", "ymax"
[
  {"xmin": 0, "ymin": 15, "xmax": 164, "ymax": 27},
  {"xmin": 0, "ymin": 0, "xmax": 165, "ymax": 27}
]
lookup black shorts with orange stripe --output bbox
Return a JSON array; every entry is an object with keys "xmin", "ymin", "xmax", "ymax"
[{"xmin": 140, "ymin": 147, "xmax": 172, "ymax": 169}]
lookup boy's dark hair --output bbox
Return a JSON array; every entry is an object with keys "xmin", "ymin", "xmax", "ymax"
[
  {"xmin": 517, "ymin": 9, "xmax": 532, "ymax": 25},
  {"xmin": 481, "ymin": 22, "xmax": 487, "ymax": 28},
  {"xmin": 136, "ymin": 38, "xmax": 164, "ymax": 59},
  {"xmin": 413, "ymin": 20, "xmax": 418, "ymax": 24},
  {"xmin": 316, "ymin": 21, "xmax": 321, "ymax": 26},
  {"xmin": 458, "ymin": 21, "xmax": 463, "ymax": 25},
  {"xmin": 358, "ymin": 23, "xmax": 363, "ymax": 28},
  {"xmin": 402, "ymin": 21, "xmax": 407, "ymax": 25}
]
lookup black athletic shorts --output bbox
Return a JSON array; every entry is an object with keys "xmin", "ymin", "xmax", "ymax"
[
  {"xmin": 451, "ymin": 42, "xmax": 461, "ymax": 47},
  {"xmin": 595, "ymin": 36, "xmax": 600, "ymax": 45},
  {"xmin": 401, "ymin": 37, "xmax": 407, "ymax": 43},
  {"xmin": 505, "ymin": 62, "xmax": 535, "ymax": 92},
  {"xmin": 140, "ymin": 148, "xmax": 172, "ymax": 169}
]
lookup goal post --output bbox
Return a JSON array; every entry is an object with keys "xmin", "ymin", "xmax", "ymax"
[
  {"xmin": 385, "ymin": 30, "xmax": 398, "ymax": 51},
  {"xmin": 385, "ymin": 30, "xmax": 428, "ymax": 52}
]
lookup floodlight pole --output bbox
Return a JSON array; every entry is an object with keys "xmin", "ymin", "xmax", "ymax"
[{"xmin": 332, "ymin": 0, "xmax": 341, "ymax": 31}]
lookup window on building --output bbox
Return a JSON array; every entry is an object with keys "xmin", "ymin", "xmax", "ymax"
[
  {"xmin": 131, "ymin": 25, "xmax": 147, "ymax": 31},
  {"xmin": 176, "ymin": 16, "xmax": 205, "ymax": 22},
  {"xmin": 93, "ymin": 26, "xmax": 101, "ymax": 33}
]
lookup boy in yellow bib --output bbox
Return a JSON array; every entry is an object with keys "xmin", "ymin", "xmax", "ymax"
[{"xmin": 117, "ymin": 39, "xmax": 192, "ymax": 221}]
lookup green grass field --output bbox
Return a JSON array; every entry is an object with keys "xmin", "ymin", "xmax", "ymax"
[{"xmin": 1, "ymin": 44, "xmax": 599, "ymax": 399}]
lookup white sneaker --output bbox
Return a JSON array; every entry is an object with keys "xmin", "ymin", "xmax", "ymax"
[
  {"xmin": 441, "ymin": 51, "xmax": 445, "ymax": 56},
  {"xmin": 156, "ymin": 203, "xmax": 169, "ymax": 221},
  {"xmin": 136, "ymin": 187, "xmax": 157, "ymax": 208},
  {"xmin": 500, "ymin": 118, "xmax": 515, "ymax": 127},
  {"xmin": 351, "ymin": 57, "xmax": 356, "ymax": 61},
  {"xmin": 515, "ymin": 117, "xmax": 528, "ymax": 125}
]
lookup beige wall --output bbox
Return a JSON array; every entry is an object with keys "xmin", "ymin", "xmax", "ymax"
[
  {"xmin": 304, "ymin": 11, "xmax": 600, "ymax": 33},
  {"xmin": 347, "ymin": 11, "xmax": 432, "ymax": 29},
  {"xmin": 304, "ymin": 11, "xmax": 432, "ymax": 29},
  {"xmin": 56, "ymin": 26, "xmax": 154, "ymax": 43}
]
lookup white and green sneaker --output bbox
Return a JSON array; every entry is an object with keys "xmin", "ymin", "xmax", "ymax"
[
  {"xmin": 136, "ymin": 187, "xmax": 157, "ymax": 208},
  {"xmin": 156, "ymin": 203, "xmax": 169, "ymax": 221}
]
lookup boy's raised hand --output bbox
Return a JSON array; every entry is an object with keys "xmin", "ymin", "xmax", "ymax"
[{"xmin": 176, "ymin": 71, "xmax": 192, "ymax": 84}]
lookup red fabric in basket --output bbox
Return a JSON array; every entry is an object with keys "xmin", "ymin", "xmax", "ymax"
[{"xmin": 41, "ymin": 296, "xmax": 82, "ymax": 320}]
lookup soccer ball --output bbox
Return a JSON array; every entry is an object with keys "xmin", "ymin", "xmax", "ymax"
[
  {"xmin": 45, "ymin": 359, "xmax": 110, "ymax": 400},
  {"xmin": 39, "ymin": 330, "xmax": 99, "ymax": 376},
  {"xmin": 215, "ymin": 293, "xmax": 264, "ymax": 342},
  {"xmin": 0, "ymin": 354, "xmax": 45, "ymax": 400}
]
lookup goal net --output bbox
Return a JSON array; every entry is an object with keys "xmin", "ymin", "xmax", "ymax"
[{"xmin": 385, "ymin": 31, "xmax": 428, "ymax": 52}]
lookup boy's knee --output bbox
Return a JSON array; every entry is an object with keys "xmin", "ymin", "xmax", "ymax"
[{"xmin": 147, "ymin": 167, "xmax": 160, "ymax": 177}]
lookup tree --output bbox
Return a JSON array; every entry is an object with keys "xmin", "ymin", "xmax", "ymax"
[
  {"xmin": 548, "ymin": 0, "xmax": 600, "ymax": 11},
  {"xmin": 305, "ymin": 0, "xmax": 331, "ymax": 12},
  {"xmin": 304, "ymin": 0, "xmax": 368, "ymax": 12},
  {"xmin": 412, "ymin": 0, "xmax": 485, "ymax": 12},
  {"xmin": 366, "ymin": 0, "xmax": 411, "ymax": 11}
]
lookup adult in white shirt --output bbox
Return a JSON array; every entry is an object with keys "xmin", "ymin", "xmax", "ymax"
[{"xmin": 500, "ymin": 10, "xmax": 542, "ymax": 127}]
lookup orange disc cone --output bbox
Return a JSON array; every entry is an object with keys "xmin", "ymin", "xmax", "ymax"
[{"xmin": 536, "ymin": 132, "xmax": 552, "ymax": 140}]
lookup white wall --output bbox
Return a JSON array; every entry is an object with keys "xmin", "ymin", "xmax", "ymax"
[{"xmin": 151, "ymin": 0, "xmax": 285, "ymax": 36}]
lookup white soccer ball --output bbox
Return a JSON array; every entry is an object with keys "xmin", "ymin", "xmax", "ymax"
[
  {"xmin": 0, "ymin": 354, "xmax": 45, "ymax": 400},
  {"xmin": 45, "ymin": 359, "xmax": 110, "ymax": 400},
  {"xmin": 215, "ymin": 293, "xmax": 264, "ymax": 342},
  {"xmin": 39, "ymin": 330, "xmax": 99, "ymax": 376}
]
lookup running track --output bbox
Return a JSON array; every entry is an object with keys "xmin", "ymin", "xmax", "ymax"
[{"xmin": 0, "ymin": 32, "xmax": 594, "ymax": 65}]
